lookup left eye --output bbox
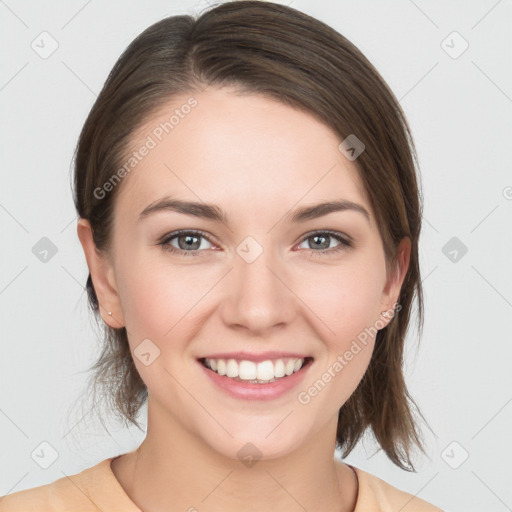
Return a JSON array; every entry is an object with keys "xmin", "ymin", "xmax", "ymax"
[{"xmin": 296, "ymin": 232, "xmax": 351, "ymax": 253}]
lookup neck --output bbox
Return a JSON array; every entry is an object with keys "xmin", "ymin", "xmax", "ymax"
[{"xmin": 111, "ymin": 400, "xmax": 358, "ymax": 512}]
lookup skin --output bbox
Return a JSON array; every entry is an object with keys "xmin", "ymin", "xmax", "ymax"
[{"xmin": 77, "ymin": 86, "xmax": 410, "ymax": 512}]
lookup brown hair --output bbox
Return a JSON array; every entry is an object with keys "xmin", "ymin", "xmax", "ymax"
[{"xmin": 71, "ymin": 0, "xmax": 428, "ymax": 471}]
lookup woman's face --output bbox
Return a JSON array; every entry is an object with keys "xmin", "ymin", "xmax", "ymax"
[{"xmin": 83, "ymin": 86, "xmax": 407, "ymax": 460}]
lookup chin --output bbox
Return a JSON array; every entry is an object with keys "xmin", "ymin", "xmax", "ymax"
[{"xmin": 207, "ymin": 431, "xmax": 303, "ymax": 464}]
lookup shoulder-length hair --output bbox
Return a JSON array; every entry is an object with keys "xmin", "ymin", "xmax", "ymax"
[{"xmin": 72, "ymin": 0, "xmax": 428, "ymax": 471}]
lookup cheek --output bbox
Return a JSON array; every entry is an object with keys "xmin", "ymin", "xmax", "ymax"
[
  {"xmin": 114, "ymin": 255, "xmax": 213, "ymax": 393},
  {"xmin": 118, "ymin": 267, "xmax": 169, "ymax": 337},
  {"xmin": 297, "ymin": 256, "xmax": 386, "ymax": 346},
  {"xmin": 115, "ymin": 247, "xmax": 221, "ymax": 348},
  {"xmin": 295, "ymin": 265, "xmax": 381, "ymax": 414}
]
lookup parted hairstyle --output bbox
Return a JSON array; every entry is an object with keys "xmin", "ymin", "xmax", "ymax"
[{"xmin": 71, "ymin": 0, "xmax": 429, "ymax": 471}]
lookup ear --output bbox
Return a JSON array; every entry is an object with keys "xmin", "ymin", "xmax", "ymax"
[
  {"xmin": 378, "ymin": 237, "xmax": 411, "ymax": 328},
  {"xmin": 77, "ymin": 218, "xmax": 125, "ymax": 328}
]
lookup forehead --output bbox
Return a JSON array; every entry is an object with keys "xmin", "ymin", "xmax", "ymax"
[{"xmin": 115, "ymin": 87, "xmax": 371, "ymax": 221}]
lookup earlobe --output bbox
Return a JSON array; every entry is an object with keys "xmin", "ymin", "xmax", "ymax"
[
  {"xmin": 76, "ymin": 218, "xmax": 125, "ymax": 328},
  {"xmin": 378, "ymin": 237, "xmax": 411, "ymax": 328}
]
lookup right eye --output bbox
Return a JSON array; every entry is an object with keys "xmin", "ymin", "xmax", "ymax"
[{"xmin": 158, "ymin": 230, "xmax": 216, "ymax": 257}]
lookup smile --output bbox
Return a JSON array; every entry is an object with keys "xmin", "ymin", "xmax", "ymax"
[
  {"xmin": 200, "ymin": 357, "xmax": 313, "ymax": 383},
  {"xmin": 197, "ymin": 355, "xmax": 314, "ymax": 400}
]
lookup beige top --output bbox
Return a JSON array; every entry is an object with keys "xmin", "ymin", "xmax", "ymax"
[{"xmin": 0, "ymin": 455, "xmax": 444, "ymax": 511}]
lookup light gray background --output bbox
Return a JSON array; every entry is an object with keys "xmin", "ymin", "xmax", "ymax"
[{"xmin": 1, "ymin": 1, "xmax": 511, "ymax": 511}]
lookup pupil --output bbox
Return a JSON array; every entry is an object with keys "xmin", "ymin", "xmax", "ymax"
[
  {"xmin": 180, "ymin": 235, "xmax": 200, "ymax": 250},
  {"xmin": 312, "ymin": 235, "xmax": 329, "ymax": 250}
]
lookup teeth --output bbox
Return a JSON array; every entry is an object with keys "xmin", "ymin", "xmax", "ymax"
[
  {"xmin": 226, "ymin": 359, "xmax": 239, "ymax": 378},
  {"xmin": 257, "ymin": 360, "xmax": 274, "ymax": 381},
  {"xmin": 239, "ymin": 360, "xmax": 257, "ymax": 380},
  {"xmin": 216, "ymin": 359, "xmax": 226, "ymax": 376},
  {"xmin": 274, "ymin": 359, "xmax": 285, "ymax": 378},
  {"xmin": 203, "ymin": 357, "xmax": 307, "ymax": 382}
]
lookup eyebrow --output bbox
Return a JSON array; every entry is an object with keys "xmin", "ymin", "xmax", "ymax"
[{"xmin": 138, "ymin": 197, "xmax": 370, "ymax": 224}]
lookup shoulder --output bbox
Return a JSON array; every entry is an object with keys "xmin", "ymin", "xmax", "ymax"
[
  {"xmin": 0, "ymin": 471, "xmax": 96, "ymax": 512},
  {"xmin": 351, "ymin": 465, "xmax": 444, "ymax": 512},
  {"xmin": 0, "ymin": 457, "xmax": 137, "ymax": 512}
]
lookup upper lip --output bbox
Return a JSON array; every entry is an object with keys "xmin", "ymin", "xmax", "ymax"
[{"xmin": 198, "ymin": 351, "xmax": 312, "ymax": 363}]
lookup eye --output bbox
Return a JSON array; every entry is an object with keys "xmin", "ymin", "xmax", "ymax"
[
  {"xmin": 296, "ymin": 231, "xmax": 352, "ymax": 256},
  {"xmin": 158, "ymin": 229, "xmax": 352, "ymax": 258},
  {"xmin": 158, "ymin": 230, "xmax": 215, "ymax": 257}
]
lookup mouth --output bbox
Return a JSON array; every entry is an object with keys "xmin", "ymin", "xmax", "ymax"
[{"xmin": 198, "ymin": 356, "xmax": 314, "ymax": 384}]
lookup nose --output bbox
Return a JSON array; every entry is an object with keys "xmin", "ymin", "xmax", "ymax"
[{"xmin": 218, "ymin": 243, "xmax": 297, "ymax": 336}]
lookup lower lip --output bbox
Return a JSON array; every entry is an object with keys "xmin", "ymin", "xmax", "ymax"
[{"xmin": 198, "ymin": 359, "xmax": 313, "ymax": 401}]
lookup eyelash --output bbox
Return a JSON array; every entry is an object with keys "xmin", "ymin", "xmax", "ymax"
[{"xmin": 157, "ymin": 229, "xmax": 353, "ymax": 258}]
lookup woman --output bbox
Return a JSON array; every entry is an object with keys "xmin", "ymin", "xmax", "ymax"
[{"xmin": 0, "ymin": 1, "xmax": 444, "ymax": 510}]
